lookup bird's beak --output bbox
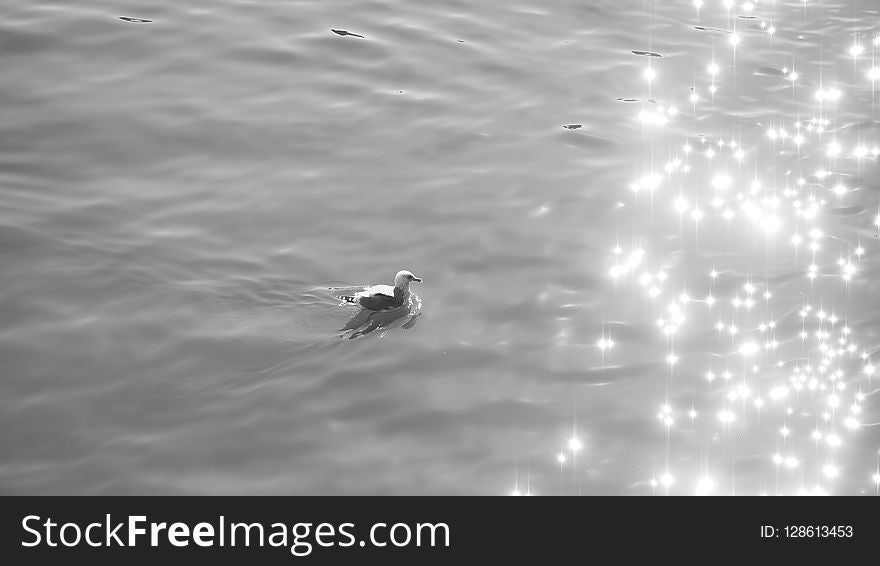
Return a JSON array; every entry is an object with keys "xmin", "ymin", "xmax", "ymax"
[{"xmin": 413, "ymin": 276, "xmax": 422, "ymax": 283}]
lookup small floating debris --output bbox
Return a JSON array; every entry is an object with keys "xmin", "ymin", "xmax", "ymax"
[
  {"xmin": 826, "ymin": 205, "xmax": 865, "ymax": 217},
  {"xmin": 693, "ymin": 25, "xmax": 731, "ymax": 34},
  {"xmin": 753, "ymin": 65, "xmax": 786, "ymax": 77},
  {"xmin": 331, "ymin": 29, "xmax": 365, "ymax": 38},
  {"xmin": 563, "ymin": 124, "xmax": 583, "ymax": 130},
  {"xmin": 119, "ymin": 16, "xmax": 152, "ymax": 23},
  {"xmin": 631, "ymin": 50, "xmax": 662, "ymax": 57},
  {"xmin": 616, "ymin": 97, "xmax": 655, "ymax": 103},
  {"xmin": 736, "ymin": 15, "xmax": 758, "ymax": 20}
]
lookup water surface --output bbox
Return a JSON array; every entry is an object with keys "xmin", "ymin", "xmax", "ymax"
[{"xmin": 1, "ymin": 0, "xmax": 879, "ymax": 495}]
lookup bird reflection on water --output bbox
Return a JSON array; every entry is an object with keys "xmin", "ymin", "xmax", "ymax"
[{"xmin": 337, "ymin": 300, "xmax": 421, "ymax": 339}]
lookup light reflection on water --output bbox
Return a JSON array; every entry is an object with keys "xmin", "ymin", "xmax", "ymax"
[{"xmin": 543, "ymin": 0, "xmax": 880, "ymax": 496}]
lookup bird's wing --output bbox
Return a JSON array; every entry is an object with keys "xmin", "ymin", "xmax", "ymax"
[
  {"xmin": 330, "ymin": 285, "xmax": 372, "ymax": 305},
  {"xmin": 329, "ymin": 285, "xmax": 370, "ymax": 298},
  {"xmin": 355, "ymin": 286, "xmax": 402, "ymax": 310},
  {"xmin": 361, "ymin": 284, "xmax": 395, "ymax": 296}
]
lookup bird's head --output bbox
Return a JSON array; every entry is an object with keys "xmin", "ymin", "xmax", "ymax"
[{"xmin": 394, "ymin": 270, "xmax": 422, "ymax": 288}]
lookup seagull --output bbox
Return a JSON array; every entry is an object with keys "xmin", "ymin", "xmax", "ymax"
[{"xmin": 334, "ymin": 270, "xmax": 422, "ymax": 311}]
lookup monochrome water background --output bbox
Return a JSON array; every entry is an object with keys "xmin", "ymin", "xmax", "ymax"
[{"xmin": 2, "ymin": 0, "xmax": 879, "ymax": 495}]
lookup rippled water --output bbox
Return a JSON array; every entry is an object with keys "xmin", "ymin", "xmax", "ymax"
[{"xmin": 2, "ymin": 0, "xmax": 879, "ymax": 495}]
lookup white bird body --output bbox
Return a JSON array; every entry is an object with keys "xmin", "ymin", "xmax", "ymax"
[{"xmin": 359, "ymin": 283, "xmax": 396, "ymax": 298}]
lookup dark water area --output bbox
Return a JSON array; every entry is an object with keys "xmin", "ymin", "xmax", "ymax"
[{"xmin": 1, "ymin": 0, "xmax": 879, "ymax": 495}]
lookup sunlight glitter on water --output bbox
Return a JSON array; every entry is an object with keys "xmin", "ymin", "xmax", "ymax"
[{"xmin": 542, "ymin": 0, "xmax": 880, "ymax": 496}]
